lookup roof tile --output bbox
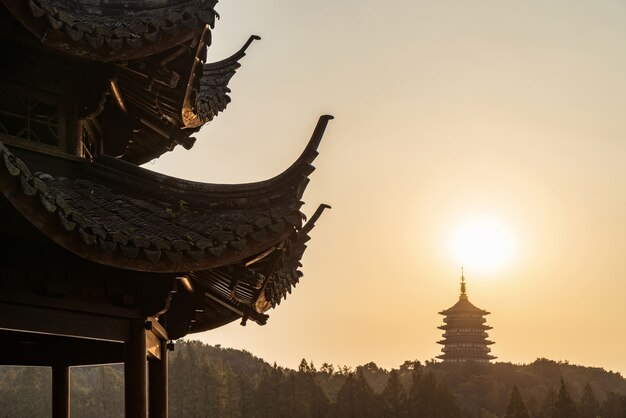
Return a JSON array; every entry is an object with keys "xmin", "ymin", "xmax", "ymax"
[{"xmin": 0, "ymin": 114, "xmax": 331, "ymax": 271}]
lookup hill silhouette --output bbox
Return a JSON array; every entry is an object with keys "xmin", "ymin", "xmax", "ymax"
[{"xmin": 1, "ymin": 340, "xmax": 625, "ymax": 417}]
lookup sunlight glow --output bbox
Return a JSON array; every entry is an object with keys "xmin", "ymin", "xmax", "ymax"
[{"xmin": 448, "ymin": 216, "xmax": 518, "ymax": 273}]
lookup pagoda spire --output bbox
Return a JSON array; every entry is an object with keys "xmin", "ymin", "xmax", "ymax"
[{"xmin": 460, "ymin": 267, "xmax": 468, "ymax": 300}]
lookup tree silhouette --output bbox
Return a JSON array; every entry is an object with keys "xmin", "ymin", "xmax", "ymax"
[
  {"xmin": 294, "ymin": 359, "xmax": 330, "ymax": 418},
  {"xmin": 236, "ymin": 372, "xmax": 254, "ymax": 418},
  {"xmin": 253, "ymin": 364, "xmax": 289, "ymax": 418},
  {"xmin": 599, "ymin": 391, "xmax": 626, "ymax": 418},
  {"xmin": 407, "ymin": 365, "xmax": 462, "ymax": 418},
  {"xmin": 538, "ymin": 387, "xmax": 557, "ymax": 418},
  {"xmin": 169, "ymin": 343, "xmax": 220, "ymax": 417},
  {"xmin": 408, "ymin": 365, "xmax": 433, "ymax": 415},
  {"xmin": 380, "ymin": 369, "xmax": 408, "ymax": 418},
  {"xmin": 505, "ymin": 385, "xmax": 530, "ymax": 418},
  {"xmin": 333, "ymin": 371, "xmax": 380, "ymax": 418},
  {"xmin": 4, "ymin": 342, "xmax": 626, "ymax": 417},
  {"xmin": 578, "ymin": 382, "xmax": 599, "ymax": 418},
  {"xmin": 553, "ymin": 379, "xmax": 578, "ymax": 418}
]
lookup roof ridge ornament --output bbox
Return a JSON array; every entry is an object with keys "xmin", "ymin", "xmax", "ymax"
[
  {"xmin": 190, "ymin": 34, "xmax": 261, "ymax": 126},
  {"xmin": 301, "ymin": 204, "xmax": 331, "ymax": 234}
]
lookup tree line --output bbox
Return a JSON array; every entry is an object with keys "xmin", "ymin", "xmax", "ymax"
[{"xmin": 0, "ymin": 340, "xmax": 625, "ymax": 417}]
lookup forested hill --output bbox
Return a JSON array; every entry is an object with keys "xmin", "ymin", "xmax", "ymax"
[{"xmin": 1, "ymin": 339, "xmax": 625, "ymax": 417}]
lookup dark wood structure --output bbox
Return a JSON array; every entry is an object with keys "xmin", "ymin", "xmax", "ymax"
[
  {"xmin": 0, "ymin": 1, "xmax": 331, "ymax": 416},
  {"xmin": 437, "ymin": 272, "xmax": 496, "ymax": 363}
]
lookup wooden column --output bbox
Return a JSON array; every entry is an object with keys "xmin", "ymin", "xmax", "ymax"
[
  {"xmin": 52, "ymin": 364, "xmax": 70, "ymax": 418},
  {"xmin": 148, "ymin": 342, "xmax": 168, "ymax": 418},
  {"xmin": 125, "ymin": 320, "xmax": 147, "ymax": 418}
]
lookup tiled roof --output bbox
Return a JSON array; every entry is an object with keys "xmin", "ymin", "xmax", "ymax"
[
  {"xmin": 193, "ymin": 35, "xmax": 261, "ymax": 125},
  {"xmin": 265, "ymin": 203, "xmax": 329, "ymax": 309},
  {"xmin": 114, "ymin": 34, "xmax": 259, "ymax": 163},
  {"xmin": 439, "ymin": 297, "xmax": 490, "ymax": 315},
  {"xmin": 1, "ymin": 1, "xmax": 259, "ymax": 163},
  {"xmin": 188, "ymin": 203, "xmax": 329, "ymax": 327},
  {"xmin": 0, "ymin": 115, "xmax": 333, "ymax": 273},
  {"xmin": 0, "ymin": 0, "xmax": 218, "ymax": 60}
]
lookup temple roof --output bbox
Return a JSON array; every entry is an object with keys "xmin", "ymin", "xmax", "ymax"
[
  {"xmin": 0, "ymin": 115, "xmax": 333, "ymax": 273},
  {"xmin": 437, "ymin": 352, "xmax": 497, "ymax": 361},
  {"xmin": 439, "ymin": 297, "xmax": 490, "ymax": 316},
  {"xmin": 0, "ymin": 0, "xmax": 218, "ymax": 61},
  {"xmin": 0, "ymin": 0, "xmax": 258, "ymax": 163},
  {"xmin": 0, "ymin": 1, "xmax": 333, "ymax": 331},
  {"xmin": 187, "ymin": 203, "xmax": 329, "ymax": 330},
  {"xmin": 113, "ymin": 34, "xmax": 260, "ymax": 163}
]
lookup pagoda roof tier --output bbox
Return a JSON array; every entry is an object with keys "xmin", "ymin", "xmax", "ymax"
[
  {"xmin": 442, "ymin": 316, "xmax": 487, "ymax": 323},
  {"xmin": 436, "ymin": 353, "xmax": 497, "ymax": 361},
  {"xmin": 440, "ymin": 347, "xmax": 493, "ymax": 356},
  {"xmin": 0, "ymin": 115, "xmax": 333, "ymax": 274},
  {"xmin": 439, "ymin": 297, "xmax": 490, "ymax": 315},
  {"xmin": 441, "ymin": 332, "xmax": 491, "ymax": 339},
  {"xmin": 0, "ymin": 0, "xmax": 218, "ymax": 61},
  {"xmin": 437, "ymin": 338, "xmax": 495, "ymax": 345},
  {"xmin": 439, "ymin": 332, "xmax": 493, "ymax": 339},
  {"xmin": 437, "ymin": 321, "xmax": 493, "ymax": 330},
  {"xmin": 438, "ymin": 347, "xmax": 495, "ymax": 355}
]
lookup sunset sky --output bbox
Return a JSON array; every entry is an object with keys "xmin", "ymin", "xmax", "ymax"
[{"xmin": 150, "ymin": 0, "xmax": 626, "ymax": 375}]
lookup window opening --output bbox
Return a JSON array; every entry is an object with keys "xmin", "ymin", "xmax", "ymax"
[{"xmin": 0, "ymin": 86, "xmax": 62, "ymax": 148}]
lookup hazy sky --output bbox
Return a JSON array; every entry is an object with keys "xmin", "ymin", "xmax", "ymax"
[{"xmin": 150, "ymin": 0, "xmax": 626, "ymax": 375}]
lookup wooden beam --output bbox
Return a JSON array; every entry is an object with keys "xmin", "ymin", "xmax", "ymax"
[
  {"xmin": 52, "ymin": 364, "xmax": 70, "ymax": 418},
  {"xmin": 0, "ymin": 302, "xmax": 129, "ymax": 342},
  {"xmin": 125, "ymin": 320, "xmax": 147, "ymax": 418},
  {"xmin": 148, "ymin": 342, "xmax": 168, "ymax": 418},
  {"xmin": 0, "ymin": 330, "xmax": 124, "ymax": 366}
]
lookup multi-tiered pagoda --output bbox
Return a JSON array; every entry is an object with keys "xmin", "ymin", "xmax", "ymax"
[
  {"xmin": 0, "ymin": 1, "xmax": 331, "ymax": 416},
  {"xmin": 437, "ymin": 272, "xmax": 496, "ymax": 363}
]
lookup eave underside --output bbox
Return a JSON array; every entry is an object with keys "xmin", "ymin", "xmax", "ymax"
[
  {"xmin": 0, "ymin": 197, "xmax": 328, "ymax": 334},
  {"xmin": 437, "ymin": 354, "xmax": 497, "ymax": 361},
  {"xmin": 0, "ymin": 115, "xmax": 332, "ymax": 330}
]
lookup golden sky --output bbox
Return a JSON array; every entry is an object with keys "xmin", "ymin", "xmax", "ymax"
[{"xmin": 151, "ymin": 0, "xmax": 626, "ymax": 375}]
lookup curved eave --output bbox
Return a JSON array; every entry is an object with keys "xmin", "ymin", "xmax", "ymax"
[
  {"xmin": 179, "ymin": 204, "xmax": 330, "ymax": 333},
  {"xmin": 439, "ymin": 300, "xmax": 490, "ymax": 316},
  {"xmin": 116, "ymin": 34, "xmax": 259, "ymax": 164},
  {"xmin": 437, "ymin": 339, "xmax": 495, "ymax": 346},
  {"xmin": 0, "ymin": 0, "xmax": 218, "ymax": 61},
  {"xmin": 441, "ymin": 320, "xmax": 490, "ymax": 325},
  {"xmin": 0, "ymin": 115, "xmax": 332, "ymax": 273},
  {"xmin": 438, "ymin": 333, "xmax": 493, "ymax": 340},
  {"xmin": 436, "ymin": 354, "xmax": 497, "ymax": 361},
  {"xmin": 183, "ymin": 34, "xmax": 261, "ymax": 129},
  {"xmin": 439, "ymin": 309, "xmax": 490, "ymax": 315},
  {"xmin": 114, "ymin": 115, "xmax": 333, "ymax": 203}
]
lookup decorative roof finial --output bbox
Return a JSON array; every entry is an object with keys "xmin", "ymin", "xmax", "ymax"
[{"xmin": 460, "ymin": 267, "xmax": 468, "ymax": 300}]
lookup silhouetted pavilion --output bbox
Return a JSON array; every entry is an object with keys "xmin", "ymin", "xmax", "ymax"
[
  {"xmin": 437, "ymin": 272, "xmax": 496, "ymax": 363},
  {"xmin": 0, "ymin": 1, "xmax": 331, "ymax": 416}
]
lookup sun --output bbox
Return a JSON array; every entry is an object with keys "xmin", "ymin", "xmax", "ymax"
[{"xmin": 448, "ymin": 215, "xmax": 518, "ymax": 273}]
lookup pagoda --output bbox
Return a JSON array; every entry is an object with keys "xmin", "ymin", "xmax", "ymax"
[
  {"xmin": 437, "ymin": 271, "xmax": 496, "ymax": 363},
  {"xmin": 0, "ymin": 1, "xmax": 331, "ymax": 416}
]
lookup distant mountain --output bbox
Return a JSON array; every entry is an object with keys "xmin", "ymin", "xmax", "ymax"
[{"xmin": 1, "ymin": 340, "xmax": 625, "ymax": 417}]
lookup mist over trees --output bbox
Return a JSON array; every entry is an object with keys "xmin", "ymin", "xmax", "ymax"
[{"xmin": 1, "ymin": 340, "xmax": 626, "ymax": 417}]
